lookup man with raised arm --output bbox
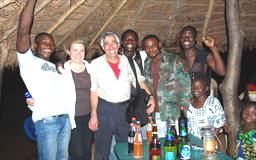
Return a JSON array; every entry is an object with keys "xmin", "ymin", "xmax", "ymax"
[{"xmin": 16, "ymin": 0, "xmax": 71, "ymax": 159}]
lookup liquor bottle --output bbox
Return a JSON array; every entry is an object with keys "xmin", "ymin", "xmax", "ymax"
[
  {"xmin": 149, "ymin": 124, "xmax": 161, "ymax": 160},
  {"xmin": 146, "ymin": 115, "xmax": 153, "ymax": 144},
  {"xmin": 178, "ymin": 106, "xmax": 188, "ymax": 137},
  {"xmin": 128, "ymin": 123, "xmax": 135, "ymax": 154},
  {"xmin": 178, "ymin": 136, "xmax": 191, "ymax": 160},
  {"xmin": 164, "ymin": 118, "xmax": 177, "ymax": 160},
  {"xmin": 134, "ymin": 121, "xmax": 143, "ymax": 159}
]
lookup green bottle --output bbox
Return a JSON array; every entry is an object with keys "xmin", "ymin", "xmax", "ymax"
[{"xmin": 164, "ymin": 118, "xmax": 177, "ymax": 160}]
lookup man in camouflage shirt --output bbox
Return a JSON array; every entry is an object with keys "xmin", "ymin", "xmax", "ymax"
[{"xmin": 142, "ymin": 34, "xmax": 191, "ymax": 123}]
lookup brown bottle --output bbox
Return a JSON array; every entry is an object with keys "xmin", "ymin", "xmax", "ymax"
[{"xmin": 149, "ymin": 124, "xmax": 161, "ymax": 160}]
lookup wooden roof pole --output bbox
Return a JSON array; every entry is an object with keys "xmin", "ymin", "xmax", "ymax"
[
  {"xmin": 0, "ymin": 0, "xmax": 17, "ymax": 9},
  {"xmin": 56, "ymin": 0, "xmax": 103, "ymax": 47},
  {"xmin": 47, "ymin": 0, "xmax": 86, "ymax": 33},
  {"xmin": 89, "ymin": 0, "xmax": 128, "ymax": 46},
  {"xmin": 202, "ymin": 0, "xmax": 215, "ymax": 38},
  {"xmin": 130, "ymin": 0, "xmax": 148, "ymax": 27}
]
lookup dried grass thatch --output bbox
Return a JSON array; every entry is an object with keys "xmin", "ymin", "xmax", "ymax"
[{"xmin": 0, "ymin": 0, "xmax": 256, "ymax": 68}]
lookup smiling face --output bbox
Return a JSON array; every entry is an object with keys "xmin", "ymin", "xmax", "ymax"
[
  {"xmin": 35, "ymin": 34, "xmax": 55, "ymax": 61},
  {"xmin": 242, "ymin": 103, "xmax": 256, "ymax": 125},
  {"xmin": 191, "ymin": 79, "xmax": 208, "ymax": 98},
  {"xmin": 102, "ymin": 35, "xmax": 120, "ymax": 58},
  {"xmin": 143, "ymin": 37, "xmax": 160, "ymax": 58},
  {"xmin": 121, "ymin": 31, "xmax": 138, "ymax": 57},
  {"xmin": 68, "ymin": 42, "xmax": 85, "ymax": 64},
  {"xmin": 179, "ymin": 27, "xmax": 197, "ymax": 50}
]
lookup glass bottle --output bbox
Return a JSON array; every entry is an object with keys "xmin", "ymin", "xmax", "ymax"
[
  {"xmin": 146, "ymin": 115, "xmax": 153, "ymax": 144},
  {"xmin": 134, "ymin": 121, "xmax": 143, "ymax": 159},
  {"xmin": 149, "ymin": 124, "xmax": 161, "ymax": 160},
  {"xmin": 178, "ymin": 107, "xmax": 191, "ymax": 160},
  {"xmin": 128, "ymin": 123, "xmax": 135, "ymax": 154},
  {"xmin": 178, "ymin": 106, "xmax": 188, "ymax": 137},
  {"xmin": 131, "ymin": 117, "xmax": 136, "ymax": 125},
  {"xmin": 178, "ymin": 136, "xmax": 191, "ymax": 160},
  {"xmin": 164, "ymin": 119, "xmax": 177, "ymax": 160}
]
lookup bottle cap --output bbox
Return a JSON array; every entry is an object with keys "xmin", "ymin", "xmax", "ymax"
[{"xmin": 24, "ymin": 92, "xmax": 32, "ymax": 98}]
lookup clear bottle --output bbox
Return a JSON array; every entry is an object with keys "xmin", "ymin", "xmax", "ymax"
[
  {"xmin": 128, "ymin": 123, "xmax": 135, "ymax": 154},
  {"xmin": 146, "ymin": 115, "xmax": 153, "ymax": 144},
  {"xmin": 133, "ymin": 121, "xmax": 143, "ymax": 159},
  {"xmin": 164, "ymin": 118, "xmax": 177, "ymax": 160},
  {"xmin": 149, "ymin": 124, "xmax": 161, "ymax": 160}
]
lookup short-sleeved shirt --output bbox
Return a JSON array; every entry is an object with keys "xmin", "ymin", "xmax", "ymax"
[
  {"xmin": 235, "ymin": 129, "xmax": 256, "ymax": 160},
  {"xmin": 187, "ymin": 96, "xmax": 226, "ymax": 139},
  {"xmin": 17, "ymin": 48, "xmax": 69, "ymax": 122}
]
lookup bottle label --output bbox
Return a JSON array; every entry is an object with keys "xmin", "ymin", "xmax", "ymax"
[
  {"xmin": 147, "ymin": 124, "xmax": 152, "ymax": 131},
  {"xmin": 138, "ymin": 133, "xmax": 142, "ymax": 142},
  {"xmin": 179, "ymin": 121, "xmax": 187, "ymax": 136},
  {"xmin": 165, "ymin": 152, "xmax": 175, "ymax": 160},
  {"xmin": 152, "ymin": 155, "xmax": 161, "ymax": 160},
  {"xmin": 128, "ymin": 137, "xmax": 134, "ymax": 143},
  {"xmin": 180, "ymin": 145, "xmax": 191, "ymax": 160}
]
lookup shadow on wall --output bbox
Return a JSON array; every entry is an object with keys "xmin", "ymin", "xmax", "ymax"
[{"xmin": 0, "ymin": 67, "xmax": 37, "ymax": 160}]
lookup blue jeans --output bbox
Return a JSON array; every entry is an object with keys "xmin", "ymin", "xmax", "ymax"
[{"xmin": 34, "ymin": 114, "xmax": 71, "ymax": 160}]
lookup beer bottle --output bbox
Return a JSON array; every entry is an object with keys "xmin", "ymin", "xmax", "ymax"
[
  {"xmin": 131, "ymin": 116, "xmax": 136, "ymax": 125},
  {"xmin": 146, "ymin": 115, "xmax": 153, "ymax": 144},
  {"xmin": 178, "ymin": 136, "xmax": 191, "ymax": 160},
  {"xmin": 178, "ymin": 106, "xmax": 188, "ymax": 137},
  {"xmin": 178, "ymin": 107, "xmax": 191, "ymax": 160},
  {"xmin": 128, "ymin": 123, "xmax": 135, "ymax": 154},
  {"xmin": 164, "ymin": 119, "xmax": 177, "ymax": 160},
  {"xmin": 149, "ymin": 124, "xmax": 161, "ymax": 160},
  {"xmin": 134, "ymin": 121, "xmax": 143, "ymax": 159}
]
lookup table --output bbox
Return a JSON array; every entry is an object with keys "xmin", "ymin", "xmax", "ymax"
[{"xmin": 114, "ymin": 134, "xmax": 233, "ymax": 160}]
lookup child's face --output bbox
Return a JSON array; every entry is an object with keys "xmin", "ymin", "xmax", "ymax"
[
  {"xmin": 242, "ymin": 105, "xmax": 256, "ymax": 125},
  {"xmin": 191, "ymin": 80, "xmax": 208, "ymax": 98}
]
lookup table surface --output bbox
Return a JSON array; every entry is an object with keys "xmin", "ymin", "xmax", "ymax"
[{"xmin": 114, "ymin": 134, "xmax": 233, "ymax": 160}]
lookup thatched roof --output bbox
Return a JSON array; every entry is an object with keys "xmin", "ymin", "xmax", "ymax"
[{"xmin": 0, "ymin": 0, "xmax": 256, "ymax": 68}]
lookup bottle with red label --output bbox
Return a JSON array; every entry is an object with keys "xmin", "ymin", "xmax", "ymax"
[{"xmin": 149, "ymin": 124, "xmax": 161, "ymax": 160}]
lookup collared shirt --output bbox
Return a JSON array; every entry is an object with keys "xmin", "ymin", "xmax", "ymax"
[
  {"xmin": 90, "ymin": 54, "xmax": 144, "ymax": 103},
  {"xmin": 144, "ymin": 49, "xmax": 191, "ymax": 121},
  {"xmin": 17, "ymin": 49, "xmax": 69, "ymax": 122}
]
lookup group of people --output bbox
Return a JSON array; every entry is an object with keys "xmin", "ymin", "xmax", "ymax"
[{"xmin": 17, "ymin": 0, "xmax": 255, "ymax": 160}]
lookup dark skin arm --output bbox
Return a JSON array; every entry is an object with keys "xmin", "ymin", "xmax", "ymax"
[
  {"xmin": 16, "ymin": 0, "xmax": 37, "ymax": 53},
  {"xmin": 203, "ymin": 36, "xmax": 226, "ymax": 76}
]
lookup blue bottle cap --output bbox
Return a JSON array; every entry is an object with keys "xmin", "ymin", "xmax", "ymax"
[{"xmin": 24, "ymin": 92, "xmax": 32, "ymax": 98}]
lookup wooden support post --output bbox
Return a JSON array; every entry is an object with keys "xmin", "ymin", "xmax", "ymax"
[{"xmin": 202, "ymin": 0, "xmax": 215, "ymax": 38}]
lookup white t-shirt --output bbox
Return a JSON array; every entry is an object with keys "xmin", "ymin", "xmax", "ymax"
[
  {"xmin": 187, "ymin": 96, "xmax": 226, "ymax": 138},
  {"xmin": 17, "ymin": 49, "xmax": 69, "ymax": 122}
]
